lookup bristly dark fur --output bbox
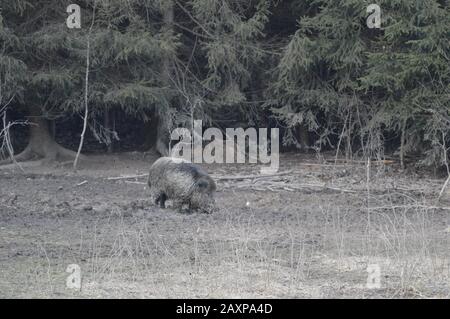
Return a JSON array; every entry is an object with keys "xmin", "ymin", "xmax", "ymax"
[{"xmin": 148, "ymin": 157, "xmax": 216, "ymax": 213}]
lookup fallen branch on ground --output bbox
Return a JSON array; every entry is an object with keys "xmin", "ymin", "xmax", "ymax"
[
  {"xmin": 0, "ymin": 159, "xmax": 45, "ymax": 170},
  {"xmin": 107, "ymin": 173, "xmax": 148, "ymax": 180},
  {"xmin": 125, "ymin": 181, "xmax": 147, "ymax": 185},
  {"xmin": 213, "ymin": 170, "xmax": 293, "ymax": 181},
  {"xmin": 230, "ymin": 179, "xmax": 357, "ymax": 193},
  {"xmin": 369, "ymin": 204, "xmax": 450, "ymax": 211},
  {"xmin": 326, "ymin": 158, "xmax": 396, "ymax": 165}
]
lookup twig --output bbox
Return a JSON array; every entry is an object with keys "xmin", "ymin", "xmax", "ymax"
[
  {"xmin": 76, "ymin": 180, "xmax": 88, "ymax": 186},
  {"xmin": 173, "ymin": 0, "xmax": 214, "ymax": 38},
  {"xmin": 334, "ymin": 109, "xmax": 351, "ymax": 165},
  {"xmin": 1, "ymin": 110, "xmax": 24, "ymax": 172},
  {"xmin": 326, "ymin": 159, "xmax": 395, "ymax": 165},
  {"xmin": 0, "ymin": 94, "xmax": 15, "ymax": 115},
  {"xmin": 74, "ymin": 1, "xmax": 96, "ymax": 170},
  {"xmin": 400, "ymin": 117, "xmax": 406, "ymax": 170},
  {"xmin": 437, "ymin": 174, "xmax": 450, "ymax": 202}
]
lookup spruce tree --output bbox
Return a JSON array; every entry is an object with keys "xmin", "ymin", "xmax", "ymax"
[
  {"xmin": 269, "ymin": 0, "xmax": 450, "ymax": 164},
  {"xmin": 360, "ymin": 0, "xmax": 450, "ymax": 165},
  {"xmin": 1, "ymin": 0, "xmax": 182, "ymax": 161}
]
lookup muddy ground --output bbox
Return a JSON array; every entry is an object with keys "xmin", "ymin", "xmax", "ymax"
[{"xmin": 0, "ymin": 152, "xmax": 449, "ymax": 298}]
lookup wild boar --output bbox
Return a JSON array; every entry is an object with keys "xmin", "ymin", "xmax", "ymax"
[{"xmin": 148, "ymin": 157, "xmax": 216, "ymax": 213}]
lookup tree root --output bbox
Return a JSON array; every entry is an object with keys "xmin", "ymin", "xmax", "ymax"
[
  {"xmin": 0, "ymin": 143, "xmax": 87, "ymax": 168},
  {"xmin": 0, "ymin": 159, "xmax": 45, "ymax": 170},
  {"xmin": 0, "ymin": 147, "xmax": 32, "ymax": 166}
]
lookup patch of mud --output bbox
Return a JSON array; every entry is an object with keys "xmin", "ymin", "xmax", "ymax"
[{"xmin": 0, "ymin": 153, "xmax": 449, "ymax": 298}]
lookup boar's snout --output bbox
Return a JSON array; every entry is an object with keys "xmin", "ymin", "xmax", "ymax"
[{"xmin": 202, "ymin": 196, "xmax": 217, "ymax": 214}]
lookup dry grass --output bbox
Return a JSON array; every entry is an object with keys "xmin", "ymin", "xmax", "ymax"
[{"xmin": 0, "ymin": 154, "xmax": 449, "ymax": 298}]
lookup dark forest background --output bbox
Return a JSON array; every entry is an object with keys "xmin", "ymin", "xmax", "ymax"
[{"xmin": 0, "ymin": 0, "xmax": 449, "ymax": 168}]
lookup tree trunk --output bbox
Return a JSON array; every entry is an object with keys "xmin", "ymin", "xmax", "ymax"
[
  {"xmin": 0, "ymin": 105, "xmax": 82, "ymax": 165},
  {"xmin": 104, "ymin": 108, "xmax": 114, "ymax": 154},
  {"xmin": 50, "ymin": 119, "xmax": 56, "ymax": 139},
  {"xmin": 400, "ymin": 118, "xmax": 406, "ymax": 170},
  {"xmin": 155, "ymin": 115, "xmax": 169, "ymax": 156},
  {"xmin": 296, "ymin": 124, "xmax": 310, "ymax": 151},
  {"xmin": 27, "ymin": 111, "xmax": 59, "ymax": 160},
  {"xmin": 142, "ymin": 114, "xmax": 157, "ymax": 150},
  {"xmin": 152, "ymin": 1, "xmax": 173, "ymax": 157}
]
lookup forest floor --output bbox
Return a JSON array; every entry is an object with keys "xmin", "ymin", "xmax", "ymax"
[{"xmin": 0, "ymin": 152, "xmax": 449, "ymax": 298}]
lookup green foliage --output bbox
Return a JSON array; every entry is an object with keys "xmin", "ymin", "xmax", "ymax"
[
  {"xmin": 190, "ymin": 0, "xmax": 270, "ymax": 108},
  {"xmin": 269, "ymin": 0, "xmax": 450, "ymax": 164},
  {"xmin": 1, "ymin": 0, "xmax": 449, "ymax": 166},
  {"xmin": 0, "ymin": 10, "xmax": 27, "ymax": 105}
]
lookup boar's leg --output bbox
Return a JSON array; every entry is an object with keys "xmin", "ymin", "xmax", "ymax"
[
  {"xmin": 188, "ymin": 202, "xmax": 198, "ymax": 213},
  {"xmin": 159, "ymin": 193, "xmax": 167, "ymax": 208},
  {"xmin": 154, "ymin": 195, "xmax": 160, "ymax": 207},
  {"xmin": 173, "ymin": 200, "xmax": 183, "ymax": 213},
  {"xmin": 155, "ymin": 193, "xmax": 167, "ymax": 208}
]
